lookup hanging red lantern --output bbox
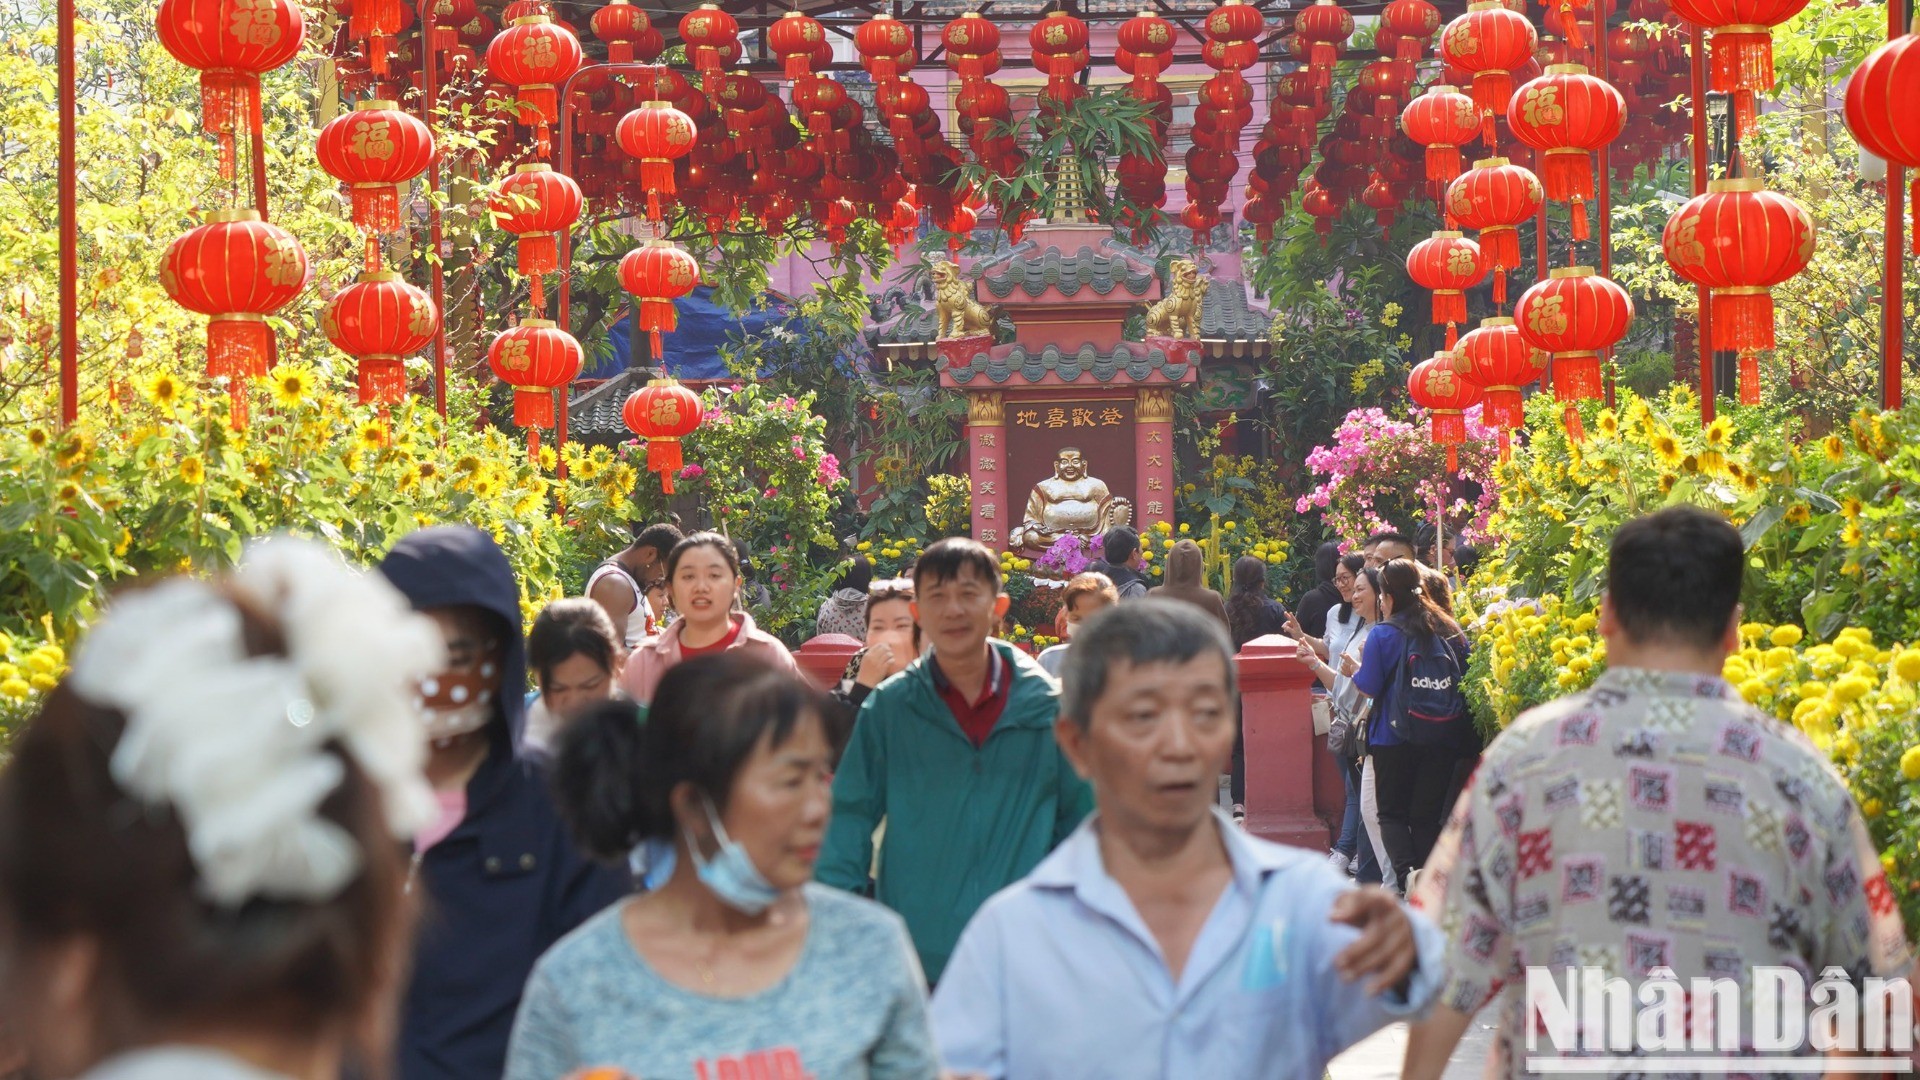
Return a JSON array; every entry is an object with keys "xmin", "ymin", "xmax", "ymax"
[
  {"xmin": 942, "ymin": 13, "xmax": 1001, "ymax": 80},
  {"xmin": 616, "ymin": 101, "xmax": 697, "ymax": 220},
  {"xmin": 679, "ymin": 3, "xmax": 738, "ymax": 90},
  {"xmin": 590, "ymin": 0, "xmax": 650, "ymax": 64},
  {"xmin": 1452, "ymin": 316, "xmax": 1541, "ymax": 429},
  {"xmin": 1445, "ymin": 157, "xmax": 1543, "ymax": 304},
  {"xmin": 1400, "ymin": 83, "xmax": 1480, "ymax": 196},
  {"xmin": 767, "ymin": 11, "xmax": 824, "ymax": 82},
  {"xmin": 155, "ymin": 0, "xmax": 304, "ymax": 182},
  {"xmin": 857, "ymin": 13, "xmax": 914, "ymax": 80},
  {"xmin": 315, "ymin": 99, "xmax": 435, "ymax": 271},
  {"xmin": 1360, "ymin": 177, "xmax": 1401, "ymax": 231},
  {"xmin": 1514, "ymin": 266, "xmax": 1632, "ymax": 435},
  {"xmin": 1029, "ymin": 11, "xmax": 1090, "ymax": 76},
  {"xmin": 487, "ymin": 15, "xmax": 583, "ymax": 156},
  {"xmin": 1380, "ymin": 0, "xmax": 1441, "ymax": 65},
  {"xmin": 1667, "ymin": 0, "xmax": 1809, "ymax": 136},
  {"xmin": 1205, "ymin": 0, "xmax": 1264, "ymax": 44},
  {"xmin": 1295, "ymin": 0, "xmax": 1353, "ymax": 97},
  {"xmin": 1440, "ymin": 1, "xmax": 1539, "ymax": 144},
  {"xmin": 1301, "ymin": 183, "xmax": 1343, "ymax": 244},
  {"xmin": 1407, "ymin": 351, "xmax": 1484, "ymax": 470},
  {"xmin": 1407, "ymin": 230, "xmax": 1488, "ymax": 345},
  {"xmin": 322, "ymin": 270, "xmax": 438, "ymax": 406},
  {"xmin": 490, "ymin": 163, "xmax": 583, "ymax": 312},
  {"xmin": 1844, "ymin": 24, "xmax": 1920, "ymax": 253},
  {"xmin": 160, "ymin": 210, "xmax": 307, "ymax": 424},
  {"xmin": 488, "ymin": 320, "xmax": 582, "ymax": 454},
  {"xmin": 1661, "ymin": 178, "xmax": 1814, "ymax": 404},
  {"xmin": 1506, "ymin": 64, "xmax": 1625, "ymax": 241},
  {"xmin": 1119, "ymin": 11, "xmax": 1176, "ymax": 90},
  {"xmin": 618, "ymin": 240, "xmax": 700, "ymax": 359},
  {"xmin": 623, "ymin": 378, "xmax": 703, "ymax": 493}
]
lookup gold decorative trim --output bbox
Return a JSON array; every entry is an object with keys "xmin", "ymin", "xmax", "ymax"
[
  {"xmin": 1137, "ymin": 387, "xmax": 1174, "ymax": 424},
  {"xmin": 968, "ymin": 390, "xmax": 1005, "ymax": 426}
]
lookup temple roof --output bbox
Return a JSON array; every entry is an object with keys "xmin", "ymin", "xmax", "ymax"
[
  {"xmin": 973, "ymin": 242, "xmax": 1160, "ymax": 301},
  {"xmin": 943, "ymin": 342, "xmax": 1194, "ymax": 385},
  {"xmin": 874, "ymin": 277, "xmax": 1272, "ymax": 351},
  {"xmin": 567, "ymin": 368, "xmax": 647, "ymax": 445}
]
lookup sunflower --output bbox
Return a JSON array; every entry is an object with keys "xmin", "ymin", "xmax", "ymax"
[
  {"xmin": 512, "ymin": 492, "xmax": 542, "ymax": 516},
  {"xmin": 1594, "ymin": 410, "xmax": 1619, "ymax": 438},
  {"xmin": 417, "ymin": 461, "xmax": 441, "ymax": 482},
  {"xmin": 1680, "ymin": 453, "xmax": 1700, "ymax": 474},
  {"xmin": 1821, "ymin": 434, "xmax": 1846, "ymax": 464},
  {"xmin": 471, "ymin": 476, "xmax": 497, "ymax": 499},
  {"xmin": 1786, "ymin": 503, "xmax": 1811, "ymax": 525},
  {"xmin": 248, "ymin": 457, "xmax": 274, "ymax": 483},
  {"xmin": 144, "ymin": 372, "xmax": 184, "ymax": 413},
  {"xmin": 1841, "ymin": 496, "xmax": 1863, "ymax": 520},
  {"xmin": 55, "ymin": 481, "xmax": 83, "ymax": 503},
  {"xmin": 178, "ymin": 456, "xmax": 206, "ymax": 486},
  {"xmin": 1704, "ymin": 417, "xmax": 1732, "ymax": 448},
  {"xmin": 1841, "ymin": 521, "xmax": 1863, "ymax": 547},
  {"xmin": 1658, "ymin": 473, "xmax": 1678, "ymax": 494},
  {"xmin": 453, "ymin": 455, "xmax": 482, "ymax": 474},
  {"xmin": 537, "ymin": 445, "xmax": 557, "ymax": 471},
  {"xmin": 268, "ymin": 365, "xmax": 318, "ymax": 409},
  {"xmin": 25, "ymin": 427, "xmax": 50, "ymax": 451},
  {"xmin": 53, "ymin": 431, "xmax": 92, "ymax": 470},
  {"xmin": 574, "ymin": 456, "xmax": 604, "ymax": 480},
  {"xmin": 355, "ymin": 421, "xmax": 387, "ymax": 452},
  {"xmin": 396, "ymin": 465, "xmax": 422, "ymax": 493},
  {"xmin": 1651, "ymin": 431, "xmax": 1683, "ymax": 468}
]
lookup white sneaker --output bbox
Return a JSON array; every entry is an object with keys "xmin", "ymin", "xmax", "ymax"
[{"xmin": 1326, "ymin": 850, "xmax": 1351, "ymax": 875}]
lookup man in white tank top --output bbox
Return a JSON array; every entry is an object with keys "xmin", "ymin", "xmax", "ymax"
[{"xmin": 586, "ymin": 522, "xmax": 682, "ymax": 646}]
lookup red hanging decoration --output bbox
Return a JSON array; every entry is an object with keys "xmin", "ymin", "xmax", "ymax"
[
  {"xmin": 767, "ymin": 11, "xmax": 824, "ymax": 82},
  {"xmin": 1446, "ymin": 157, "xmax": 1544, "ymax": 304},
  {"xmin": 1408, "ymin": 352, "xmax": 1485, "ymax": 471},
  {"xmin": 616, "ymin": 101, "xmax": 697, "ymax": 221},
  {"xmin": 1844, "ymin": 23, "xmax": 1920, "ymax": 254},
  {"xmin": 315, "ymin": 99, "xmax": 435, "ymax": 271},
  {"xmin": 1400, "ymin": 84, "xmax": 1480, "ymax": 198},
  {"xmin": 1662, "ymin": 179, "xmax": 1815, "ymax": 405},
  {"xmin": 490, "ymin": 163, "xmax": 583, "ymax": 313},
  {"xmin": 1440, "ymin": 2, "xmax": 1538, "ymax": 144},
  {"xmin": 160, "ymin": 210, "xmax": 308, "ymax": 426},
  {"xmin": 622, "ymin": 378, "xmax": 703, "ymax": 493},
  {"xmin": 1668, "ymin": 0, "xmax": 1811, "ymax": 136},
  {"xmin": 154, "ymin": 0, "xmax": 305, "ymax": 183},
  {"xmin": 1295, "ymin": 0, "xmax": 1354, "ymax": 99},
  {"xmin": 679, "ymin": 4, "xmax": 738, "ymax": 92},
  {"xmin": 322, "ymin": 270, "xmax": 438, "ymax": 406},
  {"xmin": 1452, "ymin": 316, "xmax": 1543, "ymax": 429},
  {"xmin": 618, "ymin": 241, "xmax": 701, "ymax": 359},
  {"xmin": 1505, "ymin": 64, "xmax": 1626, "ymax": 241},
  {"xmin": 943, "ymin": 12, "xmax": 1002, "ymax": 81},
  {"xmin": 487, "ymin": 319, "xmax": 583, "ymax": 456},
  {"xmin": 1118, "ymin": 11, "xmax": 1176, "ymax": 91},
  {"xmin": 1406, "ymin": 230, "xmax": 1487, "ymax": 345},
  {"xmin": 857, "ymin": 12, "xmax": 915, "ymax": 82},
  {"xmin": 1514, "ymin": 266, "xmax": 1633, "ymax": 436},
  {"xmin": 590, "ymin": 0, "xmax": 650, "ymax": 64},
  {"xmin": 487, "ymin": 15, "xmax": 583, "ymax": 156}
]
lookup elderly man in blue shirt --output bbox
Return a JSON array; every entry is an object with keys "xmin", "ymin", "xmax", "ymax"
[{"xmin": 931, "ymin": 598, "xmax": 1445, "ymax": 1079}]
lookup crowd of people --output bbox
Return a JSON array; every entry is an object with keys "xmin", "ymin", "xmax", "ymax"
[{"xmin": 0, "ymin": 505, "xmax": 1907, "ymax": 1080}]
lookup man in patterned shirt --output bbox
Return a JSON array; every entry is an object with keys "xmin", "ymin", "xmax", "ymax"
[{"xmin": 1404, "ymin": 507, "xmax": 1912, "ymax": 1080}]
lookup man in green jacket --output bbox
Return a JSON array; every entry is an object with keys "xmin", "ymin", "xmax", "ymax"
[{"xmin": 818, "ymin": 536, "xmax": 1094, "ymax": 984}]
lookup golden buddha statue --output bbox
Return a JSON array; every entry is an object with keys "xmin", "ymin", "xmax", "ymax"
[{"xmin": 1009, "ymin": 447, "xmax": 1133, "ymax": 553}]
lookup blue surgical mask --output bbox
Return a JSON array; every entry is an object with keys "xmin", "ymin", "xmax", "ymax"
[{"xmin": 686, "ymin": 796, "xmax": 780, "ymax": 915}]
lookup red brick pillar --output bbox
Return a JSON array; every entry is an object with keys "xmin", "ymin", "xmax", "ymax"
[
  {"xmin": 1237, "ymin": 633, "xmax": 1334, "ymax": 849},
  {"xmin": 1135, "ymin": 386, "xmax": 1175, "ymax": 530}
]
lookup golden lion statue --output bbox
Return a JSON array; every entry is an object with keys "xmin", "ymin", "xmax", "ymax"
[
  {"xmin": 1144, "ymin": 259, "xmax": 1208, "ymax": 340},
  {"xmin": 931, "ymin": 259, "xmax": 994, "ymax": 339}
]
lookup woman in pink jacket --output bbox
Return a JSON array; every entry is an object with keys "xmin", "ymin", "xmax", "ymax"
[{"xmin": 624, "ymin": 531, "xmax": 797, "ymax": 704}]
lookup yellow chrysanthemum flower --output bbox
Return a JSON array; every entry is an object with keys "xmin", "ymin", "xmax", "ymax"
[
  {"xmin": 1901, "ymin": 745, "xmax": 1920, "ymax": 780},
  {"xmin": 1894, "ymin": 651, "xmax": 1920, "ymax": 684},
  {"xmin": 0, "ymin": 678, "xmax": 30, "ymax": 700}
]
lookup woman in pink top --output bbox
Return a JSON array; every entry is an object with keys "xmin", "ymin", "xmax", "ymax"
[{"xmin": 624, "ymin": 531, "xmax": 798, "ymax": 704}]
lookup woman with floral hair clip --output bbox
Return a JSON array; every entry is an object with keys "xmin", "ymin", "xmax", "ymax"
[{"xmin": 0, "ymin": 538, "xmax": 443, "ymax": 1080}]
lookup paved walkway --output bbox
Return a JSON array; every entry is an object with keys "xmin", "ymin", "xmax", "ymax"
[{"xmin": 1329, "ymin": 1002, "xmax": 1497, "ymax": 1080}]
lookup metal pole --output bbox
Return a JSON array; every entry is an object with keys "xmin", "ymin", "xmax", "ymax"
[
  {"xmin": 1883, "ymin": 1, "xmax": 1908, "ymax": 411},
  {"xmin": 423, "ymin": 14, "xmax": 448, "ymax": 417},
  {"xmin": 251, "ymin": 88, "xmax": 269, "ymax": 217},
  {"xmin": 1689, "ymin": 22, "xmax": 1713, "ymax": 424},
  {"xmin": 57, "ymin": 0, "xmax": 77, "ymax": 428}
]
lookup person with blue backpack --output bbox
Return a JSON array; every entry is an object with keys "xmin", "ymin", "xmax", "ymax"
[{"xmin": 1350, "ymin": 558, "xmax": 1478, "ymax": 892}]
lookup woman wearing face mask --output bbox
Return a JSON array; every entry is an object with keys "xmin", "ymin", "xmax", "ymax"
[
  {"xmin": 1301, "ymin": 566, "xmax": 1389, "ymax": 887},
  {"xmin": 1035, "ymin": 572, "xmax": 1116, "ymax": 678},
  {"xmin": 624, "ymin": 533, "xmax": 797, "ymax": 706},
  {"xmin": 508, "ymin": 656, "xmax": 939, "ymax": 1080}
]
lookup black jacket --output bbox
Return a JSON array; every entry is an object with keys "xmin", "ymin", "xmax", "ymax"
[
  {"xmin": 1294, "ymin": 580, "xmax": 1343, "ymax": 640},
  {"xmin": 378, "ymin": 527, "xmax": 630, "ymax": 1080}
]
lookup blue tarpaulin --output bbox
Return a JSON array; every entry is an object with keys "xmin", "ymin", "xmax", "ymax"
[{"xmin": 590, "ymin": 286, "xmax": 796, "ymax": 381}]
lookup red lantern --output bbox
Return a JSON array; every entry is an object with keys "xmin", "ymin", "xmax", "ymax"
[
  {"xmin": 1380, "ymin": 0, "xmax": 1441, "ymax": 64},
  {"xmin": 1452, "ymin": 316, "xmax": 1541, "ymax": 429},
  {"xmin": 155, "ymin": 0, "xmax": 304, "ymax": 181},
  {"xmin": 616, "ymin": 101, "xmax": 696, "ymax": 220},
  {"xmin": 1406, "ymin": 230, "xmax": 1487, "ymax": 344},
  {"xmin": 487, "ymin": 15, "xmax": 583, "ymax": 155},
  {"xmin": 1301, "ymin": 183, "xmax": 1343, "ymax": 243},
  {"xmin": 322, "ymin": 270, "xmax": 438, "ymax": 406},
  {"xmin": 1845, "ymin": 26, "xmax": 1920, "ymax": 253},
  {"xmin": 1506, "ymin": 64, "xmax": 1626, "ymax": 241},
  {"xmin": 1205, "ymin": 0, "xmax": 1264, "ymax": 43},
  {"xmin": 1400, "ymin": 84, "xmax": 1480, "ymax": 195},
  {"xmin": 1119, "ymin": 11, "xmax": 1176, "ymax": 90},
  {"xmin": 1514, "ymin": 266, "xmax": 1632, "ymax": 434},
  {"xmin": 316, "ymin": 99, "xmax": 434, "ymax": 270},
  {"xmin": 1407, "ymin": 352, "xmax": 1484, "ymax": 470},
  {"xmin": 767, "ymin": 11, "xmax": 824, "ymax": 82},
  {"xmin": 623, "ymin": 378, "xmax": 703, "ymax": 493},
  {"xmin": 1440, "ymin": 1, "xmax": 1538, "ymax": 143},
  {"xmin": 1445, "ymin": 157, "xmax": 1543, "ymax": 303},
  {"xmin": 618, "ymin": 241, "xmax": 700, "ymax": 359},
  {"xmin": 590, "ymin": 0, "xmax": 649, "ymax": 63},
  {"xmin": 942, "ymin": 13, "xmax": 1001, "ymax": 80},
  {"xmin": 491, "ymin": 163, "xmax": 583, "ymax": 312},
  {"xmin": 1029, "ymin": 11, "xmax": 1090, "ymax": 75},
  {"xmin": 1668, "ymin": 0, "xmax": 1810, "ymax": 136},
  {"xmin": 857, "ymin": 13, "xmax": 914, "ymax": 80},
  {"xmin": 488, "ymin": 319, "xmax": 582, "ymax": 452},
  {"xmin": 1360, "ymin": 177, "xmax": 1401, "ymax": 231},
  {"xmin": 680, "ymin": 3, "xmax": 738, "ymax": 89},
  {"xmin": 1661, "ymin": 178, "xmax": 1814, "ymax": 404},
  {"xmin": 1295, "ymin": 0, "xmax": 1353, "ymax": 96},
  {"xmin": 160, "ymin": 210, "xmax": 307, "ymax": 423}
]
